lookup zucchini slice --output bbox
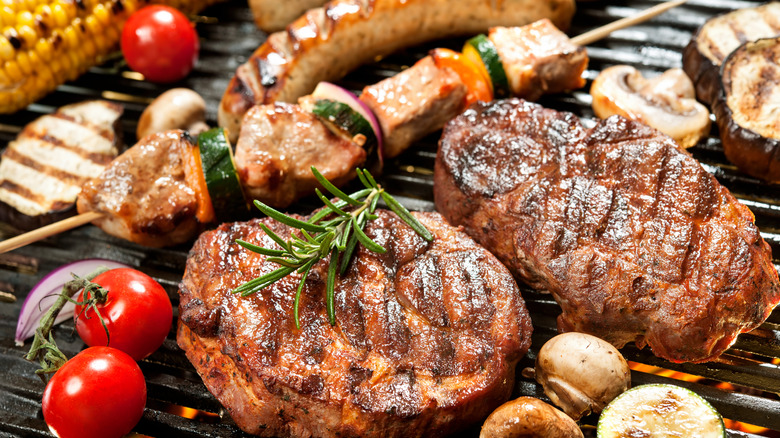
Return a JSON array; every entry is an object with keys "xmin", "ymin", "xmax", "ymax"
[
  {"xmin": 311, "ymin": 98, "xmax": 379, "ymax": 160},
  {"xmin": 197, "ymin": 127, "xmax": 248, "ymax": 221},
  {"xmin": 597, "ymin": 384, "xmax": 726, "ymax": 438},
  {"xmin": 463, "ymin": 34, "xmax": 510, "ymax": 99}
]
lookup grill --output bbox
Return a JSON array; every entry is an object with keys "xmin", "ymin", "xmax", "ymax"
[{"xmin": 1, "ymin": 0, "xmax": 780, "ymax": 437}]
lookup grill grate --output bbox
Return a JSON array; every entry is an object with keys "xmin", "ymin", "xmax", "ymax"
[{"xmin": 1, "ymin": 1, "xmax": 779, "ymax": 437}]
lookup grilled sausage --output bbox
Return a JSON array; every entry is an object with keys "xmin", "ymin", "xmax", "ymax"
[
  {"xmin": 249, "ymin": 0, "xmax": 327, "ymax": 32},
  {"xmin": 218, "ymin": 0, "xmax": 576, "ymax": 140}
]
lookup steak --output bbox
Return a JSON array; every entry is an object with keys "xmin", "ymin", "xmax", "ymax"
[
  {"xmin": 177, "ymin": 210, "xmax": 533, "ymax": 437},
  {"xmin": 434, "ymin": 98, "xmax": 780, "ymax": 363}
]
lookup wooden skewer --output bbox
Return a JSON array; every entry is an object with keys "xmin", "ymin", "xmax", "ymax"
[
  {"xmin": 0, "ymin": 0, "xmax": 690, "ymax": 255},
  {"xmin": 0, "ymin": 211, "xmax": 103, "ymax": 254},
  {"xmin": 572, "ymin": 0, "xmax": 690, "ymax": 46}
]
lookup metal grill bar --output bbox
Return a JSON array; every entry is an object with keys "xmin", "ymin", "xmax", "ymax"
[{"xmin": 1, "ymin": 0, "xmax": 779, "ymax": 437}]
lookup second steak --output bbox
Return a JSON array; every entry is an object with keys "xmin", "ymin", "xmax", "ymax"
[{"xmin": 434, "ymin": 98, "xmax": 780, "ymax": 363}]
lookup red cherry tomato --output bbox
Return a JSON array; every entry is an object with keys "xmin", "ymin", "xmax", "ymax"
[
  {"xmin": 42, "ymin": 346, "xmax": 147, "ymax": 438},
  {"xmin": 121, "ymin": 5, "xmax": 199, "ymax": 82},
  {"xmin": 74, "ymin": 268, "xmax": 172, "ymax": 360}
]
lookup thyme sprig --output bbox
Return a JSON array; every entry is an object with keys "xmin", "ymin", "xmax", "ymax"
[{"xmin": 233, "ymin": 167, "xmax": 433, "ymax": 328}]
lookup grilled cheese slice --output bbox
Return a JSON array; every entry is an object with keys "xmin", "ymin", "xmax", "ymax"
[{"xmin": 0, "ymin": 100, "xmax": 122, "ymax": 229}]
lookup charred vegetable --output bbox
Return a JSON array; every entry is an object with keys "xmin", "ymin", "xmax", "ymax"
[
  {"xmin": 591, "ymin": 66, "xmax": 710, "ymax": 149},
  {"xmin": 682, "ymin": 2, "xmax": 780, "ymax": 105},
  {"xmin": 713, "ymin": 36, "xmax": 780, "ymax": 182},
  {"xmin": 597, "ymin": 384, "xmax": 726, "ymax": 438},
  {"xmin": 534, "ymin": 333, "xmax": 630, "ymax": 420},
  {"xmin": 480, "ymin": 397, "xmax": 583, "ymax": 438}
]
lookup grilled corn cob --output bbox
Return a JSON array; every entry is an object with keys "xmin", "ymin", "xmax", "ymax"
[{"xmin": 0, "ymin": 0, "xmax": 220, "ymax": 114}]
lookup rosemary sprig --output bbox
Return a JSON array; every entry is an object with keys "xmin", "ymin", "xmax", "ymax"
[{"xmin": 234, "ymin": 167, "xmax": 433, "ymax": 328}]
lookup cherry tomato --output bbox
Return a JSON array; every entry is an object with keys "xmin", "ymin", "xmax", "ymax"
[
  {"xmin": 74, "ymin": 268, "xmax": 172, "ymax": 360},
  {"xmin": 42, "ymin": 346, "xmax": 146, "ymax": 438},
  {"xmin": 121, "ymin": 5, "xmax": 199, "ymax": 83}
]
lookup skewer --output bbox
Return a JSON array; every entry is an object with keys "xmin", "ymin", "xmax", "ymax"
[
  {"xmin": 0, "ymin": 0, "xmax": 691, "ymax": 255},
  {"xmin": 571, "ymin": 0, "xmax": 690, "ymax": 46},
  {"xmin": 0, "ymin": 211, "xmax": 102, "ymax": 253}
]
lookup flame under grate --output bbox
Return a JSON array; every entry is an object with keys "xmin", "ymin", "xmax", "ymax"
[{"xmin": 1, "ymin": 1, "xmax": 780, "ymax": 437}]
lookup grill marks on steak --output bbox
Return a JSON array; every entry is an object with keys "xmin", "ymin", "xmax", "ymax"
[
  {"xmin": 177, "ymin": 210, "xmax": 532, "ymax": 437},
  {"xmin": 434, "ymin": 98, "xmax": 780, "ymax": 363}
]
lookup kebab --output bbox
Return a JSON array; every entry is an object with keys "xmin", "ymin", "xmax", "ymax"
[{"xmin": 0, "ymin": 0, "xmax": 690, "ymax": 253}]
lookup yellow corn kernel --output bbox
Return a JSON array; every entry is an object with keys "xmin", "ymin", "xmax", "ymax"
[
  {"xmin": 3, "ymin": 60, "xmax": 23, "ymax": 83},
  {"xmin": 34, "ymin": 4, "xmax": 54, "ymax": 33},
  {"xmin": 17, "ymin": 10, "xmax": 34, "ymax": 28},
  {"xmin": 16, "ymin": 50, "xmax": 31, "ymax": 75},
  {"xmin": 0, "ymin": 6, "xmax": 14, "ymax": 27},
  {"xmin": 1, "ymin": 0, "xmax": 16, "ymax": 11},
  {"xmin": 62, "ymin": 22, "xmax": 78, "ymax": 49},
  {"xmin": 17, "ymin": 24, "xmax": 37, "ymax": 48},
  {"xmin": 34, "ymin": 36, "xmax": 51, "ymax": 61},
  {"xmin": 0, "ymin": 35, "xmax": 13, "ymax": 61}
]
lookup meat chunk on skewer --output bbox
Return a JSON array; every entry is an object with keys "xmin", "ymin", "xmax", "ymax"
[
  {"xmin": 77, "ymin": 130, "xmax": 205, "ymax": 247},
  {"xmin": 360, "ymin": 56, "xmax": 468, "ymax": 159},
  {"xmin": 234, "ymin": 102, "xmax": 367, "ymax": 208},
  {"xmin": 489, "ymin": 18, "xmax": 587, "ymax": 100}
]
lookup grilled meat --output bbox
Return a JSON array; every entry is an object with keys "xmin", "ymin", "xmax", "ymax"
[
  {"xmin": 489, "ymin": 18, "xmax": 587, "ymax": 101},
  {"xmin": 0, "ymin": 100, "xmax": 122, "ymax": 231},
  {"xmin": 434, "ymin": 98, "xmax": 780, "ymax": 363},
  {"xmin": 682, "ymin": 2, "xmax": 780, "ymax": 105},
  {"xmin": 360, "ymin": 56, "xmax": 468, "ymax": 159},
  {"xmin": 218, "ymin": 0, "xmax": 576, "ymax": 140},
  {"xmin": 178, "ymin": 210, "xmax": 533, "ymax": 437},
  {"xmin": 713, "ymin": 37, "xmax": 780, "ymax": 182},
  {"xmin": 234, "ymin": 102, "xmax": 366, "ymax": 208},
  {"xmin": 77, "ymin": 130, "xmax": 206, "ymax": 247},
  {"xmin": 249, "ymin": 0, "xmax": 327, "ymax": 31}
]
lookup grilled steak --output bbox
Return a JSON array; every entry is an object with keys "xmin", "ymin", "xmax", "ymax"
[
  {"xmin": 177, "ymin": 210, "xmax": 533, "ymax": 437},
  {"xmin": 0, "ymin": 100, "xmax": 122, "ymax": 230},
  {"xmin": 434, "ymin": 98, "xmax": 780, "ymax": 363}
]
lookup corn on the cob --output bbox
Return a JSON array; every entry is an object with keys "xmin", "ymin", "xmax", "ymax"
[{"xmin": 0, "ymin": 0, "xmax": 221, "ymax": 114}]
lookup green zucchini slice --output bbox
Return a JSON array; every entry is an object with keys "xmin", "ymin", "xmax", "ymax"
[
  {"xmin": 311, "ymin": 98, "xmax": 379, "ymax": 159},
  {"xmin": 197, "ymin": 127, "xmax": 248, "ymax": 221},
  {"xmin": 464, "ymin": 34, "xmax": 510, "ymax": 99},
  {"xmin": 597, "ymin": 384, "xmax": 726, "ymax": 438}
]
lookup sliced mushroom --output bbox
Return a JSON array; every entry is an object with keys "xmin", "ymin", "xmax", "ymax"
[
  {"xmin": 590, "ymin": 65, "xmax": 711, "ymax": 148},
  {"xmin": 136, "ymin": 88, "xmax": 210, "ymax": 140},
  {"xmin": 713, "ymin": 36, "xmax": 780, "ymax": 182},
  {"xmin": 480, "ymin": 397, "xmax": 583, "ymax": 438},
  {"xmin": 534, "ymin": 332, "xmax": 630, "ymax": 421}
]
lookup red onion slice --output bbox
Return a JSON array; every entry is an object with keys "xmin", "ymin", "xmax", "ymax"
[
  {"xmin": 15, "ymin": 259, "xmax": 131, "ymax": 346},
  {"xmin": 312, "ymin": 82, "xmax": 384, "ymax": 164}
]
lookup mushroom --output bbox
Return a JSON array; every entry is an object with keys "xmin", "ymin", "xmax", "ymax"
[
  {"xmin": 480, "ymin": 397, "xmax": 583, "ymax": 438},
  {"xmin": 136, "ymin": 88, "xmax": 210, "ymax": 140},
  {"xmin": 534, "ymin": 332, "xmax": 630, "ymax": 421},
  {"xmin": 590, "ymin": 65, "xmax": 711, "ymax": 148}
]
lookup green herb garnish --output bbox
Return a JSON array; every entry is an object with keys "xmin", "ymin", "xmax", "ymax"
[{"xmin": 233, "ymin": 167, "xmax": 433, "ymax": 328}]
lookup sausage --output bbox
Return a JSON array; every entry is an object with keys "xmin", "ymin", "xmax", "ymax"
[
  {"xmin": 248, "ymin": 0, "xmax": 327, "ymax": 32},
  {"xmin": 218, "ymin": 0, "xmax": 576, "ymax": 140}
]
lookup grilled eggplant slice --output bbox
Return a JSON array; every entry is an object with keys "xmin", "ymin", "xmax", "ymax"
[
  {"xmin": 682, "ymin": 2, "xmax": 780, "ymax": 105},
  {"xmin": 713, "ymin": 37, "xmax": 780, "ymax": 182},
  {"xmin": 0, "ymin": 101, "xmax": 123, "ymax": 231}
]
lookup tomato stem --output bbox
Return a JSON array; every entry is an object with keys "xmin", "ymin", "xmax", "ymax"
[{"xmin": 25, "ymin": 267, "xmax": 111, "ymax": 382}]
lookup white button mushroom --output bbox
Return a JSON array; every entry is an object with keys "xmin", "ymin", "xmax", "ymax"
[
  {"xmin": 590, "ymin": 65, "xmax": 711, "ymax": 148},
  {"xmin": 136, "ymin": 88, "xmax": 210, "ymax": 140},
  {"xmin": 480, "ymin": 397, "xmax": 584, "ymax": 438},
  {"xmin": 534, "ymin": 332, "xmax": 631, "ymax": 421}
]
